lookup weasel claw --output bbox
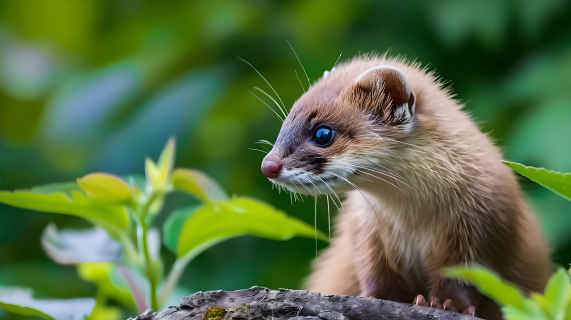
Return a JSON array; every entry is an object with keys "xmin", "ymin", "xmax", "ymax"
[
  {"xmin": 463, "ymin": 305, "xmax": 476, "ymax": 316},
  {"xmin": 442, "ymin": 299, "xmax": 452, "ymax": 310},
  {"xmin": 414, "ymin": 294, "xmax": 426, "ymax": 306},
  {"xmin": 430, "ymin": 297, "xmax": 442, "ymax": 309}
]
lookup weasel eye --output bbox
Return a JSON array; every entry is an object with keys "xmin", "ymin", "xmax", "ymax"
[{"xmin": 313, "ymin": 125, "xmax": 335, "ymax": 147}]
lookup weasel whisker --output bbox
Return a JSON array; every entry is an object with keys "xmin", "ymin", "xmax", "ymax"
[
  {"xmin": 332, "ymin": 52, "xmax": 343, "ymax": 69},
  {"xmin": 368, "ymin": 132, "xmax": 461, "ymax": 172},
  {"xmin": 368, "ymin": 132, "xmax": 436, "ymax": 155},
  {"xmin": 248, "ymin": 148, "xmax": 269, "ymax": 154},
  {"xmin": 352, "ymin": 168, "xmax": 409, "ymax": 199},
  {"xmin": 256, "ymin": 140, "xmax": 274, "ymax": 146},
  {"xmin": 248, "ymin": 90, "xmax": 284, "ymax": 122},
  {"xmin": 314, "ymin": 196, "xmax": 318, "ymax": 257},
  {"xmin": 353, "ymin": 172, "xmax": 374, "ymax": 182},
  {"xmin": 292, "ymin": 179, "xmax": 308, "ymax": 202},
  {"xmin": 312, "ymin": 174, "xmax": 343, "ymax": 210},
  {"xmin": 254, "ymin": 87, "xmax": 288, "ymax": 119},
  {"xmin": 353, "ymin": 166, "xmax": 416, "ymax": 192},
  {"xmin": 326, "ymin": 194, "xmax": 331, "ymax": 240},
  {"xmin": 355, "ymin": 164, "xmax": 407, "ymax": 183},
  {"xmin": 287, "ymin": 178, "xmax": 303, "ymax": 202},
  {"xmin": 286, "ymin": 39, "xmax": 311, "ymax": 89},
  {"xmin": 295, "ymin": 69, "xmax": 306, "ymax": 94},
  {"xmin": 308, "ymin": 179, "xmax": 322, "ymax": 197},
  {"xmin": 327, "ymin": 171, "xmax": 383, "ymax": 230},
  {"xmin": 237, "ymin": 56, "xmax": 287, "ymax": 113}
]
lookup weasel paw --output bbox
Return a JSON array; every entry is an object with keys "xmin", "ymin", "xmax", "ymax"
[{"xmin": 414, "ymin": 294, "xmax": 475, "ymax": 316}]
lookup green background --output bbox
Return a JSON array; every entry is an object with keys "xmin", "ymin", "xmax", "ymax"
[{"xmin": 0, "ymin": 0, "xmax": 570, "ymax": 319}]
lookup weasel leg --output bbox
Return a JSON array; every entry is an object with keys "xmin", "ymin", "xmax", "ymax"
[{"xmin": 306, "ymin": 212, "xmax": 359, "ymax": 296}]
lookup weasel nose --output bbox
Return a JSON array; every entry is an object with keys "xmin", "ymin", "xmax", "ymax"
[{"xmin": 261, "ymin": 157, "xmax": 283, "ymax": 179}]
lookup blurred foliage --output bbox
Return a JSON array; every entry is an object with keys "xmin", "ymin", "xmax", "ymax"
[
  {"xmin": 0, "ymin": 287, "xmax": 94, "ymax": 320},
  {"xmin": 0, "ymin": 140, "xmax": 324, "ymax": 319},
  {"xmin": 448, "ymin": 266, "xmax": 571, "ymax": 320},
  {"xmin": 1, "ymin": 0, "xmax": 571, "ymax": 319},
  {"xmin": 446, "ymin": 163, "xmax": 571, "ymax": 320}
]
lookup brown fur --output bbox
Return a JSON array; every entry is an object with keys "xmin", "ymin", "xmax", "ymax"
[{"xmin": 263, "ymin": 54, "xmax": 552, "ymax": 320}]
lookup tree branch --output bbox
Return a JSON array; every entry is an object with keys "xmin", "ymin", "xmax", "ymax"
[{"xmin": 131, "ymin": 287, "xmax": 482, "ymax": 320}]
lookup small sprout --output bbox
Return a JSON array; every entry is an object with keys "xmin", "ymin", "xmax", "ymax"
[
  {"xmin": 145, "ymin": 137, "xmax": 176, "ymax": 192},
  {"xmin": 204, "ymin": 306, "xmax": 226, "ymax": 320}
]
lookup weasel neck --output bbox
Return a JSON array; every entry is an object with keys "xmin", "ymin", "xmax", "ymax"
[{"xmin": 350, "ymin": 163, "xmax": 484, "ymax": 225}]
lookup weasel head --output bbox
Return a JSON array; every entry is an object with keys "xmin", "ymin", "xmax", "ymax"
[{"xmin": 261, "ymin": 58, "xmax": 419, "ymax": 196}]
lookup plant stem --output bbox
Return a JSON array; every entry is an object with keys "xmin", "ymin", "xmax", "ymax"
[
  {"xmin": 141, "ymin": 192, "xmax": 160, "ymax": 220},
  {"xmin": 118, "ymin": 264, "xmax": 149, "ymax": 313},
  {"xmin": 135, "ymin": 191, "xmax": 162, "ymax": 311},
  {"xmin": 159, "ymin": 241, "xmax": 224, "ymax": 307},
  {"xmin": 119, "ymin": 232, "xmax": 140, "ymax": 263},
  {"xmin": 158, "ymin": 258, "xmax": 189, "ymax": 307},
  {"xmin": 139, "ymin": 218, "xmax": 159, "ymax": 310}
]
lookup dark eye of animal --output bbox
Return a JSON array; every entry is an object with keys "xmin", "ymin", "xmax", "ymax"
[{"xmin": 313, "ymin": 125, "xmax": 335, "ymax": 147}]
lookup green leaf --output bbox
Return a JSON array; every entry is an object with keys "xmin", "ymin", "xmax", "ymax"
[
  {"xmin": 30, "ymin": 182, "xmax": 82, "ymax": 198},
  {"xmin": 177, "ymin": 196, "xmax": 328, "ymax": 259},
  {"xmin": 146, "ymin": 138, "xmax": 176, "ymax": 190},
  {"xmin": 0, "ymin": 287, "xmax": 95, "ymax": 320},
  {"xmin": 77, "ymin": 263, "xmax": 137, "ymax": 309},
  {"xmin": 0, "ymin": 183, "xmax": 130, "ymax": 237},
  {"xmin": 502, "ymin": 161, "xmax": 571, "ymax": 201},
  {"xmin": 503, "ymin": 302, "xmax": 551, "ymax": 320},
  {"xmin": 531, "ymin": 292, "xmax": 552, "ymax": 319},
  {"xmin": 162, "ymin": 205, "xmax": 201, "ymax": 253},
  {"xmin": 41, "ymin": 223, "xmax": 124, "ymax": 264},
  {"xmin": 446, "ymin": 266, "xmax": 525, "ymax": 310},
  {"xmin": 565, "ymin": 294, "xmax": 571, "ymax": 320},
  {"xmin": 77, "ymin": 173, "xmax": 132, "ymax": 203},
  {"xmin": 0, "ymin": 302, "xmax": 54, "ymax": 320},
  {"xmin": 543, "ymin": 268, "xmax": 571, "ymax": 320},
  {"xmin": 157, "ymin": 137, "xmax": 176, "ymax": 177},
  {"xmin": 85, "ymin": 303, "xmax": 122, "ymax": 320},
  {"xmin": 172, "ymin": 168, "xmax": 228, "ymax": 202}
]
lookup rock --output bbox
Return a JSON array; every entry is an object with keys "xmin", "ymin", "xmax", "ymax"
[{"xmin": 130, "ymin": 287, "xmax": 482, "ymax": 320}]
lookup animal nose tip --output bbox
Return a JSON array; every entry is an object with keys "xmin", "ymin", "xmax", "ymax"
[{"xmin": 261, "ymin": 158, "xmax": 283, "ymax": 179}]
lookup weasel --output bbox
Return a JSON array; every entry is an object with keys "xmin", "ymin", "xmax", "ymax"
[{"xmin": 259, "ymin": 55, "xmax": 552, "ymax": 319}]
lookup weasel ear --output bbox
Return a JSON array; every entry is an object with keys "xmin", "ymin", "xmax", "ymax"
[{"xmin": 354, "ymin": 66, "xmax": 416, "ymax": 124}]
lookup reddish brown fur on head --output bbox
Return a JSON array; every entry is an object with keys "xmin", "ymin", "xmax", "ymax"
[{"xmin": 261, "ymin": 55, "xmax": 424, "ymax": 195}]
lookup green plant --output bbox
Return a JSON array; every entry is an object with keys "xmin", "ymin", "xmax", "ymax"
[
  {"xmin": 447, "ymin": 161, "xmax": 571, "ymax": 320},
  {"xmin": 502, "ymin": 161, "xmax": 571, "ymax": 201},
  {"xmin": 447, "ymin": 267, "xmax": 571, "ymax": 320},
  {"xmin": 0, "ymin": 139, "xmax": 327, "ymax": 319}
]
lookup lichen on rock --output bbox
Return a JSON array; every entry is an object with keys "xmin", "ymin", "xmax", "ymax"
[{"xmin": 204, "ymin": 306, "xmax": 226, "ymax": 320}]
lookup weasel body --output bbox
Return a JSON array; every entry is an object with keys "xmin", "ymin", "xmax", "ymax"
[{"xmin": 260, "ymin": 55, "xmax": 552, "ymax": 319}]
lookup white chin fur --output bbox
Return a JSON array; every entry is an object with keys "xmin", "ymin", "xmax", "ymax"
[
  {"xmin": 270, "ymin": 178, "xmax": 332, "ymax": 196},
  {"xmin": 268, "ymin": 164, "xmax": 359, "ymax": 195},
  {"xmin": 271, "ymin": 173, "xmax": 354, "ymax": 196},
  {"xmin": 281, "ymin": 183, "xmax": 322, "ymax": 196}
]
